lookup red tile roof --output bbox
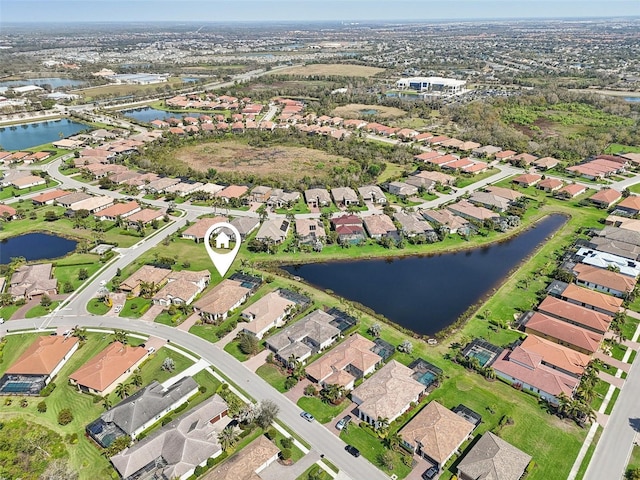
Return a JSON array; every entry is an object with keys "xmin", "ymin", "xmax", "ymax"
[
  {"xmin": 537, "ymin": 296, "xmax": 611, "ymax": 334},
  {"xmin": 525, "ymin": 312, "xmax": 602, "ymax": 353},
  {"xmin": 7, "ymin": 336, "xmax": 78, "ymax": 376}
]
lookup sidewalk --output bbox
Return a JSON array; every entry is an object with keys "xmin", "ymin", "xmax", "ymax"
[
  {"xmin": 594, "ymin": 351, "xmax": 631, "ymax": 373},
  {"xmin": 161, "ymin": 358, "xmax": 210, "ymax": 388}
]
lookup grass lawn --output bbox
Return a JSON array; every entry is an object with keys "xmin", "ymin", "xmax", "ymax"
[
  {"xmin": 0, "ymin": 181, "xmax": 56, "ymax": 200},
  {"xmin": 611, "ymin": 344, "xmax": 628, "ymax": 361},
  {"xmin": 53, "ymin": 254, "xmax": 103, "ymax": 291},
  {"xmin": 255, "ymin": 363, "xmax": 288, "ymax": 393},
  {"xmin": 627, "ymin": 445, "xmax": 640, "ymax": 474},
  {"xmin": 223, "ymin": 340, "xmax": 250, "ymax": 362},
  {"xmin": 154, "ymin": 311, "xmax": 187, "ymax": 326},
  {"xmin": 575, "ymin": 425, "xmax": 601, "ymax": 480},
  {"xmin": 605, "ymin": 143, "xmax": 640, "ymax": 154},
  {"xmin": 25, "ymin": 301, "xmax": 61, "ymax": 318},
  {"xmin": 297, "ymin": 464, "xmax": 332, "ymax": 480},
  {"xmin": 378, "ymin": 162, "xmax": 410, "ymax": 183},
  {"xmin": 454, "ymin": 168, "xmax": 500, "ymax": 188},
  {"xmin": 273, "ymin": 430, "xmax": 305, "ymax": 462},
  {"xmin": 604, "ymin": 388, "xmax": 620, "ymax": 415},
  {"xmin": 86, "ymin": 298, "xmax": 110, "ymax": 315},
  {"xmin": 275, "ymin": 197, "xmax": 311, "ymax": 215},
  {"xmin": 590, "ymin": 379, "xmax": 610, "ymax": 411},
  {"xmin": 119, "ymin": 297, "xmax": 151, "ymax": 318},
  {"xmin": 0, "ymin": 304, "xmax": 21, "ymax": 321},
  {"xmin": 340, "ymin": 424, "xmax": 412, "ymax": 478},
  {"xmin": 623, "ymin": 315, "xmax": 640, "ymax": 340},
  {"xmin": 297, "ymin": 396, "xmax": 349, "ymax": 424}
]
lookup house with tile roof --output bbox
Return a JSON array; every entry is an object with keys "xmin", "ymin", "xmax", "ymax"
[
  {"xmin": 119, "ymin": 265, "xmax": 171, "ymax": 296},
  {"xmin": 239, "ymin": 290, "xmax": 297, "ymax": 339},
  {"xmin": 95, "ymin": 201, "xmax": 141, "ymax": 221},
  {"xmin": 510, "ymin": 153, "xmax": 538, "ymax": 166},
  {"xmin": 421, "ymin": 209, "xmax": 470, "ymax": 235},
  {"xmin": 512, "ymin": 173, "xmax": 542, "ymax": 187},
  {"xmin": 181, "ymin": 216, "xmax": 228, "ymax": 243},
  {"xmin": 351, "ymin": 360, "xmax": 425, "ymax": 427},
  {"xmin": 573, "ymin": 263, "xmax": 636, "ymax": 298},
  {"xmin": 457, "ymin": 432, "xmax": 532, "ymax": 480},
  {"xmin": 331, "ymin": 214, "xmax": 365, "ymax": 244},
  {"xmin": 551, "ymin": 282, "xmax": 624, "ymax": 316},
  {"xmin": 448, "ymin": 200, "xmax": 500, "ymax": 223},
  {"xmin": 589, "ymin": 189, "xmax": 622, "ymax": 208},
  {"xmin": 9, "ymin": 263, "xmax": 57, "ymax": 300},
  {"xmin": 556, "ymin": 184, "xmax": 587, "ymax": 199},
  {"xmin": 295, "ymin": 218, "xmax": 326, "ymax": 245},
  {"xmin": 331, "ymin": 186, "xmax": 359, "ymax": 207},
  {"xmin": 152, "ymin": 270, "xmax": 210, "ymax": 308},
  {"xmin": 394, "ymin": 211, "xmax": 433, "ymax": 237},
  {"xmin": 358, "ymin": 185, "xmax": 387, "ymax": 204},
  {"xmin": 110, "ymin": 395, "xmax": 228, "ymax": 480},
  {"xmin": 201, "ymin": 435, "xmax": 280, "ymax": 480},
  {"xmin": 69, "ymin": 342, "xmax": 147, "ymax": 395},
  {"xmin": 615, "ymin": 195, "xmax": 640, "ymax": 216},
  {"xmin": 306, "ymin": 334, "xmax": 382, "ymax": 390},
  {"xmin": 230, "ymin": 216, "xmax": 261, "ymax": 239},
  {"xmin": 522, "ymin": 312, "xmax": 603, "ymax": 355},
  {"xmin": 363, "ymin": 214, "xmax": 397, "ymax": 239},
  {"xmin": 468, "ymin": 191, "xmax": 511, "ymax": 212},
  {"xmin": 304, "ymin": 188, "xmax": 332, "ymax": 208},
  {"xmin": 533, "ymin": 156, "xmax": 560, "ymax": 170},
  {"xmin": 193, "ymin": 279, "xmax": 252, "ymax": 324},
  {"xmin": 400, "ymin": 401, "xmax": 475, "ymax": 471},
  {"xmin": 537, "ymin": 178, "xmax": 564, "ymax": 192},
  {"xmin": 484, "ymin": 186, "xmax": 523, "ymax": 202},
  {"xmin": 255, "ymin": 218, "xmax": 290, "ymax": 244},
  {"xmin": 537, "ymin": 296, "xmax": 611, "ymax": 335}
]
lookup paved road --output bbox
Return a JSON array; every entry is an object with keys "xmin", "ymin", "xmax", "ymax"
[{"xmin": 1, "ymin": 315, "xmax": 388, "ymax": 480}]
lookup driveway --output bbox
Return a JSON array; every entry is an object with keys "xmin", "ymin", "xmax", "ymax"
[
  {"xmin": 285, "ymin": 378, "xmax": 313, "ymax": 403},
  {"xmin": 177, "ymin": 312, "xmax": 201, "ymax": 332},
  {"xmin": 244, "ymin": 349, "xmax": 270, "ymax": 372},
  {"xmin": 326, "ymin": 401, "xmax": 358, "ymax": 436},
  {"xmin": 405, "ymin": 455, "xmax": 437, "ymax": 480},
  {"xmin": 140, "ymin": 304, "xmax": 163, "ymax": 322}
]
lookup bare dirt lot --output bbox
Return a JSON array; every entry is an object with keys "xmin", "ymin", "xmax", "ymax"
[
  {"xmin": 332, "ymin": 103, "xmax": 407, "ymax": 119},
  {"xmin": 175, "ymin": 139, "xmax": 353, "ymax": 182},
  {"xmin": 272, "ymin": 64, "xmax": 386, "ymax": 78}
]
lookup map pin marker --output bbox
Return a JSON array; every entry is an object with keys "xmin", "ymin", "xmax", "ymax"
[{"xmin": 204, "ymin": 222, "xmax": 242, "ymax": 277}]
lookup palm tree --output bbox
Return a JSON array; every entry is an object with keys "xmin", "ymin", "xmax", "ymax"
[
  {"xmin": 115, "ymin": 383, "xmax": 131, "ymax": 399},
  {"xmin": 374, "ymin": 417, "xmax": 390, "ymax": 438},
  {"xmin": 320, "ymin": 384, "xmax": 345, "ymax": 405},
  {"xmin": 113, "ymin": 329, "xmax": 128, "ymax": 345},
  {"xmin": 217, "ymin": 425, "xmax": 238, "ymax": 452},
  {"xmin": 556, "ymin": 393, "xmax": 571, "ymax": 418},
  {"xmin": 384, "ymin": 431, "xmax": 402, "ymax": 451},
  {"xmin": 131, "ymin": 373, "xmax": 143, "ymax": 388},
  {"xmin": 102, "ymin": 397, "xmax": 113, "ymax": 411},
  {"xmin": 72, "ymin": 327, "xmax": 87, "ymax": 342}
]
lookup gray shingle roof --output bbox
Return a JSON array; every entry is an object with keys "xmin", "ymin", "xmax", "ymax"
[{"xmin": 457, "ymin": 432, "xmax": 532, "ymax": 480}]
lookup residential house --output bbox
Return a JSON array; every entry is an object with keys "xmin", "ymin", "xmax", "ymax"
[
  {"xmin": 448, "ymin": 200, "xmax": 500, "ymax": 223},
  {"xmin": 462, "ymin": 162, "xmax": 489, "ymax": 175},
  {"xmin": 201, "ymin": 435, "xmax": 280, "ymax": 480},
  {"xmin": 295, "ymin": 218, "xmax": 326, "ymax": 245},
  {"xmin": 181, "ymin": 216, "xmax": 228, "ymax": 243},
  {"xmin": 387, "ymin": 181, "xmax": 419, "ymax": 198},
  {"xmin": 95, "ymin": 201, "xmax": 141, "ymax": 222},
  {"xmin": 415, "ymin": 151, "xmax": 443, "ymax": 163},
  {"xmin": 152, "ymin": 270, "xmax": 210, "ymax": 308},
  {"xmin": 69, "ymin": 195, "xmax": 114, "ymax": 214},
  {"xmin": 265, "ymin": 189, "xmax": 300, "ymax": 209},
  {"xmin": 86, "ymin": 377, "xmax": 199, "ymax": 446},
  {"xmin": 305, "ymin": 188, "xmax": 332, "ymax": 208},
  {"xmin": 331, "ymin": 214, "xmax": 365, "ymax": 244},
  {"xmin": 512, "ymin": 174, "xmax": 542, "ymax": 187},
  {"xmin": 12, "ymin": 175, "xmax": 46, "ymax": 189},
  {"xmin": 405, "ymin": 175, "xmax": 436, "ymax": 192},
  {"xmin": 358, "ymin": 185, "xmax": 387, "ymax": 204},
  {"xmin": 193, "ymin": 279, "xmax": 252, "ymax": 324},
  {"xmin": 533, "ymin": 157, "xmax": 560, "ymax": 170},
  {"xmin": 589, "ymin": 189, "xmax": 622, "ymax": 208},
  {"xmin": 574, "ymin": 247, "xmax": 640, "ymax": 277},
  {"xmin": 126, "ymin": 208, "xmax": 166, "ymax": 227},
  {"xmin": 467, "ymin": 191, "xmax": 511, "ymax": 212},
  {"xmin": 537, "ymin": 178, "xmax": 564, "ymax": 192},
  {"xmin": 495, "ymin": 150, "xmax": 516, "ymax": 161},
  {"xmin": 110, "ymin": 395, "xmax": 228, "ymax": 480},
  {"xmin": 422, "ymin": 209, "xmax": 470, "ymax": 235},
  {"xmin": 216, "ymin": 185, "xmax": 249, "ymax": 203},
  {"xmin": 521, "ymin": 312, "xmax": 603, "ymax": 355},
  {"xmin": 331, "ymin": 187, "xmax": 359, "ymax": 207},
  {"xmin": 351, "ymin": 360, "xmax": 425, "ymax": 427},
  {"xmin": 0, "ymin": 170, "xmax": 31, "ymax": 187},
  {"xmin": 363, "ymin": 214, "xmax": 397, "ymax": 239},
  {"xmin": 255, "ymin": 218, "xmax": 290, "ymax": 244},
  {"xmin": 556, "ymin": 184, "xmax": 587, "ymax": 199},
  {"xmin": 573, "ymin": 263, "xmax": 635, "ymax": 298},
  {"xmin": 492, "ymin": 335, "xmax": 589, "ymax": 403},
  {"xmin": 239, "ymin": 290, "xmax": 297, "ymax": 339},
  {"xmin": 9, "ymin": 263, "xmax": 57, "ymax": 300},
  {"xmin": 265, "ymin": 310, "xmax": 341, "ymax": 364},
  {"xmin": 0, "ymin": 204, "xmax": 17, "ymax": 219},
  {"xmin": 119, "ymin": 265, "xmax": 171, "ymax": 296},
  {"xmin": 250, "ymin": 185, "xmax": 272, "ymax": 203},
  {"xmin": 457, "ymin": 432, "xmax": 532, "ymax": 480},
  {"xmin": 69, "ymin": 342, "xmax": 147, "ymax": 396},
  {"xmin": 165, "ymin": 182, "xmax": 204, "ymax": 197},
  {"xmin": 510, "ymin": 153, "xmax": 538, "ymax": 166},
  {"xmin": 230, "ymin": 216, "xmax": 260, "ymax": 239},
  {"xmin": 31, "ymin": 189, "xmax": 70, "ymax": 205},
  {"xmin": 144, "ymin": 177, "xmax": 181, "ymax": 194},
  {"xmin": 0, "ymin": 335, "xmax": 79, "ymax": 395},
  {"xmin": 484, "ymin": 186, "xmax": 523, "ymax": 202},
  {"xmin": 400, "ymin": 401, "xmax": 475, "ymax": 471},
  {"xmin": 615, "ymin": 195, "xmax": 640, "ymax": 216},
  {"xmin": 394, "ymin": 211, "xmax": 433, "ymax": 237},
  {"xmin": 550, "ymin": 281, "xmax": 623, "ymax": 316},
  {"xmin": 412, "ymin": 170, "xmax": 455, "ymax": 186},
  {"xmin": 473, "ymin": 145, "xmax": 502, "ymax": 158},
  {"xmin": 306, "ymin": 334, "xmax": 382, "ymax": 390},
  {"xmin": 537, "ymin": 296, "xmax": 612, "ymax": 335}
]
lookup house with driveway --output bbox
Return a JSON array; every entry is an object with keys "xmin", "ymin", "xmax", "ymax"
[
  {"xmin": 457, "ymin": 432, "xmax": 531, "ymax": 480},
  {"xmin": 331, "ymin": 214, "xmax": 365, "ymax": 244},
  {"xmin": 387, "ymin": 181, "xmax": 418, "ymax": 198},
  {"xmin": 119, "ymin": 265, "xmax": 172, "ymax": 297},
  {"xmin": 548, "ymin": 281, "xmax": 623, "ymax": 316},
  {"xmin": 572, "ymin": 263, "xmax": 635, "ymax": 298},
  {"xmin": 305, "ymin": 188, "xmax": 331, "ymax": 208},
  {"xmin": 400, "ymin": 401, "xmax": 475, "ymax": 473},
  {"xmin": 295, "ymin": 218, "xmax": 326, "ymax": 245},
  {"xmin": 536, "ymin": 295, "xmax": 612, "ymax": 335},
  {"xmin": 394, "ymin": 211, "xmax": 433, "ymax": 237},
  {"xmin": 351, "ymin": 360, "xmax": 425, "ymax": 427},
  {"xmin": 239, "ymin": 289, "xmax": 297, "ymax": 339},
  {"xmin": 181, "ymin": 216, "xmax": 228, "ymax": 243},
  {"xmin": 520, "ymin": 311, "xmax": 603, "ymax": 355},
  {"xmin": 193, "ymin": 279, "xmax": 253, "ymax": 324},
  {"xmin": 447, "ymin": 200, "xmax": 500, "ymax": 223},
  {"xmin": 265, "ymin": 310, "xmax": 341, "ymax": 364},
  {"xmin": 422, "ymin": 209, "xmax": 470, "ymax": 235},
  {"xmin": 201, "ymin": 435, "xmax": 280, "ymax": 480},
  {"xmin": 331, "ymin": 186, "xmax": 359, "ymax": 207},
  {"xmin": 306, "ymin": 334, "xmax": 382, "ymax": 390},
  {"xmin": 255, "ymin": 218, "xmax": 290, "ymax": 244},
  {"xmin": 358, "ymin": 185, "xmax": 387, "ymax": 204},
  {"xmin": 363, "ymin": 214, "xmax": 397, "ymax": 239},
  {"xmin": 152, "ymin": 270, "xmax": 211, "ymax": 308},
  {"xmin": 9, "ymin": 263, "xmax": 58, "ymax": 301}
]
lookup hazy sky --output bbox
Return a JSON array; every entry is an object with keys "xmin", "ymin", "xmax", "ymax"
[{"xmin": 1, "ymin": 0, "xmax": 639, "ymax": 23}]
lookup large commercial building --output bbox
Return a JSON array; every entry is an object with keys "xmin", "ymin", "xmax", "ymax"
[{"xmin": 395, "ymin": 76, "xmax": 466, "ymax": 96}]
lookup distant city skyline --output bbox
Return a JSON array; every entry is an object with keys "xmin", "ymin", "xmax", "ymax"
[{"xmin": 1, "ymin": 0, "xmax": 639, "ymax": 23}]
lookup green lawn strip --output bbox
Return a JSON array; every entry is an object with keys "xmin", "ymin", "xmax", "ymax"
[
  {"xmin": 454, "ymin": 168, "xmax": 501, "ymax": 188},
  {"xmin": 119, "ymin": 297, "xmax": 151, "ymax": 318},
  {"xmin": 321, "ymin": 458, "xmax": 339, "ymax": 473},
  {"xmin": 629, "ymin": 350, "xmax": 637, "ymax": 365},
  {"xmin": 274, "ymin": 419, "xmax": 312, "ymax": 450},
  {"xmin": 296, "ymin": 464, "xmax": 331, "ymax": 480},
  {"xmin": 0, "ymin": 304, "xmax": 21, "ymax": 320},
  {"xmin": 384, "ymin": 191, "xmax": 421, "ymax": 207},
  {"xmin": 275, "ymin": 197, "xmax": 311, "ymax": 215},
  {"xmin": 623, "ymin": 315, "xmax": 640, "ymax": 340},
  {"xmin": 574, "ymin": 425, "xmax": 602, "ymax": 480},
  {"xmin": 611, "ymin": 344, "xmax": 628, "ymax": 361},
  {"xmin": 0, "ymin": 181, "xmax": 56, "ymax": 200},
  {"xmin": 54, "ymin": 256, "xmax": 102, "ymax": 291},
  {"xmin": 256, "ymin": 363, "xmax": 288, "ymax": 393},
  {"xmin": 627, "ymin": 445, "xmax": 640, "ymax": 473},
  {"xmin": 0, "ymin": 333, "xmax": 41, "ymax": 376},
  {"xmin": 590, "ymin": 379, "xmax": 610, "ymax": 412},
  {"xmin": 189, "ymin": 369, "xmax": 222, "ymax": 408},
  {"xmin": 273, "ymin": 430, "xmax": 305, "ymax": 462},
  {"xmin": 605, "ymin": 143, "xmax": 640, "ymax": 154},
  {"xmin": 86, "ymin": 298, "xmax": 110, "ymax": 315},
  {"xmin": 604, "ymin": 388, "xmax": 620, "ymax": 415},
  {"xmin": 25, "ymin": 301, "xmax": 61, "ymax": 318},
  {"xmin": 296, "ymin": 396, "xmax": 349, "ymax": 424},
  {"xmin": 340, "ymin": 424, "xmax": 412, "ymax": 478},
  {"xmin": 154, "ymin": 311, "xmax": 186, "ymax": 326},
  {"xmin": 223, "ymin": 340, "xmax": 250, "ymax": 362}
]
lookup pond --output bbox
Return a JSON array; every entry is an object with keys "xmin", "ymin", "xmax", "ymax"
[
  {"xmin": 0, "ymin": 233, "xmax": 77, "ymax": 264},
  {"xmin": 123, "ymin": 107, "xmax": 184, "ymax": 123},
  {"xmin": 0, "ymin": 119, "xmax": 88, "ymax": 151},
  {"xmin": 284, "ymin": 214, "xmax": 567, "ymax": 336},
  {"xmin": 359, "ymin": 109, "xmax": 379, "ymax": 116},
  {"xmin": 0, "ymin": 77, "xmax": 87, "ymax": 89}
]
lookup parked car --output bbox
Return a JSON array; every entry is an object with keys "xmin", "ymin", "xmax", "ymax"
[
  {"xmin": 336, "ymin": 415, "xmax": 352, "ymax": 430},
  {"xmin": 422, "ymin": 467, "xmax": 438, "ymax": 479},
  {"xmin": 300, "ymin": 411, "xmax": 315, "ymax": 422},
  {"xmin": 345, "ymin": 445, "xmax": 360, "ymax": 457},
  {"xmin": 114, "ymin": 305, "xmax": 123, "ymax": 313},
  {"xmin": 147, "ymin": 346, "xmax": 156, "ymax": 354}
]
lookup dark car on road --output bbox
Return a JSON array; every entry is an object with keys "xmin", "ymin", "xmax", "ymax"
[
  {"xmin": 422, "ymin": 467, "xmax": 438, "ymax": 479},
  {"xmin": 345, "ymin": 445, "xmax": 360, "ymax": 457}
]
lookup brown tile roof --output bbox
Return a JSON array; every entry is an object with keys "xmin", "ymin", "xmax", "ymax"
[
  {"xmin": 495, "ymin": 150, "xmax": 516, "ymax": 159},
  {"xmin": 7, "ymin": 335, "xmax": 78, "ymax": 376},
  {"xmin": 241, "ymin": 290, "xmax": 296, "ymax": 336},
  {"xmin": 0, "ymin": 204, "xmax": 17, "ymax": 217},
  {"xmin": 525, "ymin": 312, "xmax": 603, "ymax": 354},
  {"xmin": 96, "ymin": 201, "xmax": 140, "ymax": 218},
  {"xmin": 537, "ymin": 178, "xmax": 563, "ymax": 190},
  {"xmin": 69, "ymin": 342, "xmax": 147, "ymax": 392},
  {"xmin": 517, "ymin": 335, "xmax": 590, "ymax": 376},
  {"xmin": 306, "ymin": 334, "xmax": 381, "ymax": 386},
  {"xmin": 537, "ymin": 296, "xmax": 611, "ymax": 334},
  {"xmin": 217, "ymin": 185, "xmax": 248, "ymax": 199},
  {"xmin": 589, "ymin": 189, "xmax": 621, "ymax": 205},
  {"xmin": 182, "ymin": 216, "xmax": 228, "ymax": 240},
  {"xmin": 484, "ymin": 186, "xmax": 523, "ymax": 201},
  {"xmin": 127, "ymin": 208, "xmax": 165, "ymax": 224},
  {"xmin": 512, "ymin": 173, "xmax": 541, "ymax": 186},
  {"xmin": 511, "ymin": 153, "xmax": 538, "ymax": 164},
  {"xmin": 31, "ymin": 189, "xmax": 71, "ymax": 203},
  {"xmin": 562, "ymin": 283, "xmax": 623, "ymax": 315},
  {"xmin": 202, "ymin": 435, "xmax": 279, "ymax": 480},
  {"xmin": 120, "ymin": 265, "xmax": 171, "ymax": 292},
  {"xmin": 573, "ymin": 263, "xmax": 636, "ymax": 295},
  {"xmin": 193, "ymin": 279, "xmax": 251, "ymax": 316},
  {"xmin": 557, "ymin": 184, "xmax": 587, "ymax": 198},
  {"xmin": 617, "ymin": 195, "xmax": 640, "ymax": 212},
  {"xmin": 400, "ymin": 401, "xmax": 475, "ymax": 465}
]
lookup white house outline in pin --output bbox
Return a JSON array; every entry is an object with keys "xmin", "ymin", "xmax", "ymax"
[{"xmin": 204, "ymin": 222, "xmax": 242, "ymax": 277}]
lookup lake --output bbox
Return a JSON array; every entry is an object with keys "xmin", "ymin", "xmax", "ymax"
[
  {"xmin": 284, "ymin": 214, "xmax": 566, "ymax": 336},
  {"xmin": 0, "ymin": 77, "xmax": 86, "ymax": 89},
  {"xmin": 0, "ymin": 119, "xmax": 88, "ymax": 151},
  {"xmin": 0, "ymin": 233, "xmax": 77, "ymax": 264},
  {"xmin": 123, "ymin": 107, "xmax": 184, "ymax": 123}
]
